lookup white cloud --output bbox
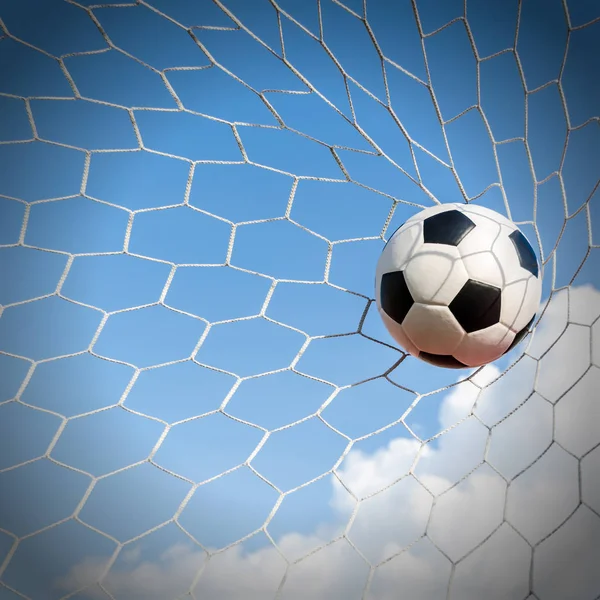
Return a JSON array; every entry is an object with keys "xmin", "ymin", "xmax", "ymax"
[
  {"xmin": 415, "ymin": 417, "xmax": 489, "ymax": 494},
  {"xmin": 438, "ymin": 376, "xmax": 490, "ymax": 430},
  {"xmin": 54, "ymin": 285, "xmax": 600, "ymax": 600},
  {"xmin": 194, "ymin": 541, "xmax": 287, "ymax": 600},
  {"xmin": 368, "ymin": 537, "xmax": 452, "ymax": 600},
  {"xmin": 343, "ymin": 474, "xmax": 433, "ymax": 565},
  {"xmin": 332, "ymin": 436, "xmax": 424, "ymax": 505},
  {"xmin": 54, "ymin": 543, "xmax": 205, "ymax": 600},
  {"xmin": 447, "ymin": 523, "xmax": 531, "ymax": 600}
]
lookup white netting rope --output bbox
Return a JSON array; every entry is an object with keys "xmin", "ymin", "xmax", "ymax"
[{"xmin": 0, "ymin": 1, "xmax": 598, "ymax": 599}]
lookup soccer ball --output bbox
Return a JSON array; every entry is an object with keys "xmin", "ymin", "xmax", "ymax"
[{"xmin": 375, "ymin": 203, "xmax": 542, "ymax": 369}]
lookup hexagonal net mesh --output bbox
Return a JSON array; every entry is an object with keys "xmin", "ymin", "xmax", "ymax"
[{"xmin": 0, "ymin": 1, "xmax": 598, "ymax": 599}]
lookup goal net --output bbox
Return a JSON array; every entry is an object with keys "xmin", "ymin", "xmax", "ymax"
[{"xmin": 0, "ymin": 1, "xmax": 598, "ymax": 599}]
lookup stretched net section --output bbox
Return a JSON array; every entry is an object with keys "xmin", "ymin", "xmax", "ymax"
[{"xmin": 0, "ymin": 1, "xmax": 598, "ymax": 599}]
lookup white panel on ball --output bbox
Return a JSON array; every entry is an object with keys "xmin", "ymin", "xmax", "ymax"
[
  {"xmin": 403, "ymin": 303, "xmax": 465, "ymax": 354},
  {"xmin": 501, "ymin": 276, "xmax": 542, "ymax": 333},
  {"xmin": 380, "ymin": 221, "xmax": 422, "ymax": 273},
  {"xmin": 378, "ymin": 309, "xmax": 420, "ymax": 357},
  {"xmin": 403, "ymin": 245, "xmax": 469, "ymax": 306},
  {"xmin": 453, "ymin": 323, "xmax": 515, "ymax": 367},
  {"xmin": 456, "ymin": 214, "xmax": 501, "ymax": 257},
  {"xmin": 460, "ymin": 251, "xmax": 504, "ymax": 289}
]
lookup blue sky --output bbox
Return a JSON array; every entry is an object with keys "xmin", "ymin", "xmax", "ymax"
[{"xmin": 0, "ymin": 0, "xmax": 598, "ymax": 599}]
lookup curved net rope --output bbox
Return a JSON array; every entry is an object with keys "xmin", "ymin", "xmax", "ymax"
[{"xmin": 0, "ymin": 1, "xmax": 598, "ymax": 599}]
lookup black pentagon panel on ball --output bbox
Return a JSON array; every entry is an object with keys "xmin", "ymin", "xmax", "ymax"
[
  {"xmin": 422, "ymin": 210, "xmax": 476, "ymax": 246},
  {"xmin": 419, "ymin": 351, "xmax": 469, "ymax": 369},
  {"xmin": 380, "ymin": 270, "xmax": 414, "ymax": 324},
  {"xmin": 504, "ymin": 315, "xmax": 536, "ymax": 354},
  {"xmin": 449, "ymin": 280, "xmax": 502, "ymax": 333},
  {"xmin": 509, "ymin": 230, "xmax": 539, "ymax": 277}
]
